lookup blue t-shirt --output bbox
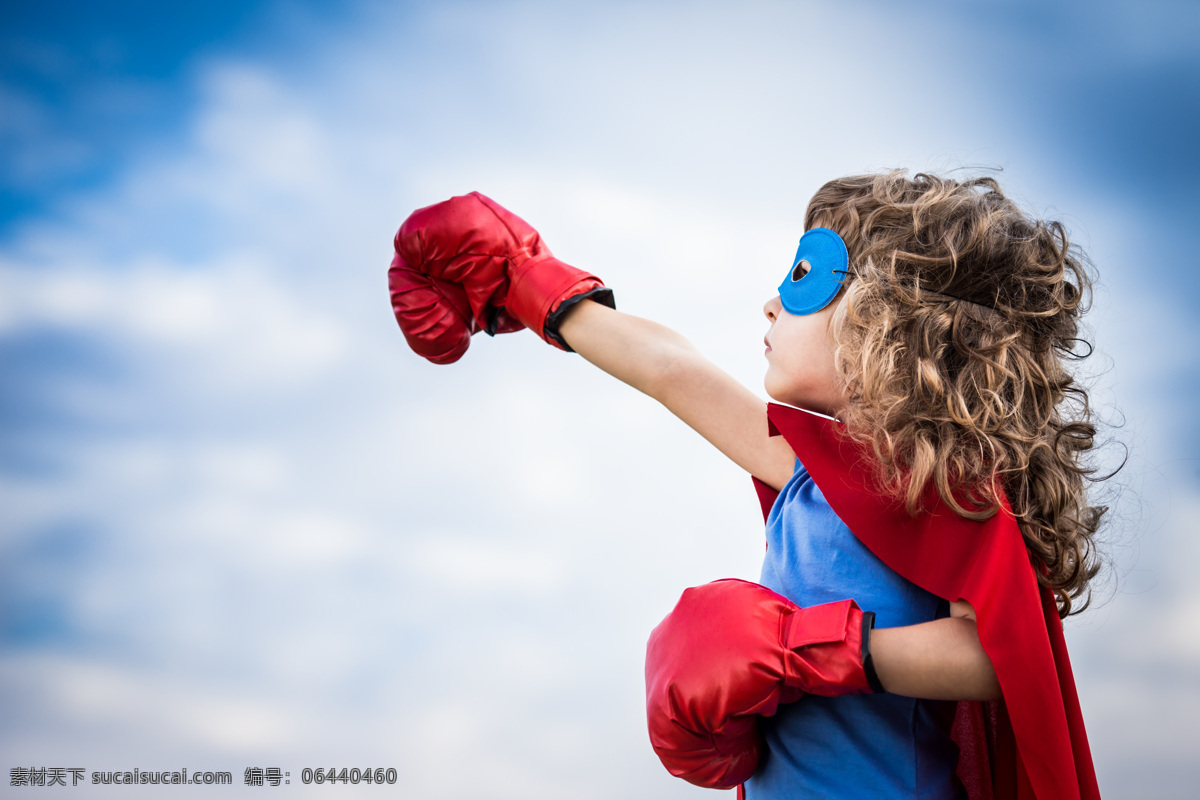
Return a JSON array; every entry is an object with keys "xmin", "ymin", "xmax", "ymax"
[{"xmin": 745, "ymin": 460, "xmax": 963, "ymax": 800}]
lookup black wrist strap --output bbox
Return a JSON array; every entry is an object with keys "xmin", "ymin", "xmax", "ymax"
[
  {"xmin": 860, "ymin": 611, "xmax": 885, "ymax": 694},
  {"xmin": 544, "ymin": 286, "xmax": 616, "ymax": 351}
]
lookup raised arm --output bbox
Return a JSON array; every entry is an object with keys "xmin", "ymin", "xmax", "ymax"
[
  {"xmin": 388, "ymin": 191, "xmax": 796, "ymax": 490},
  {"xmin": 559, "ymin": 299, "xmax": 797, "ymax": 490}
]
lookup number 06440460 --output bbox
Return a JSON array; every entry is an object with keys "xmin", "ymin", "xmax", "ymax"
[{"xmin": 300, "ymin": 767, "xmax": 397, "ymax": 785}]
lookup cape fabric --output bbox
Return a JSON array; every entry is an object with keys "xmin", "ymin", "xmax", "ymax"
[{"xmin": 751, "ymin": 403, "xmax": 1100, "ymax": 800}]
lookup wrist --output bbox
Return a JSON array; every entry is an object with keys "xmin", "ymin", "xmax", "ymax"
[{"xmin": 545, "ymin": 286, "xmax": 615, "ymax": 350}]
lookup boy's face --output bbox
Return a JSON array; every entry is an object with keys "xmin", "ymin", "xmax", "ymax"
[{"xmin": 762, "ymin": 291, "xmax": 846, "ymax": 417}]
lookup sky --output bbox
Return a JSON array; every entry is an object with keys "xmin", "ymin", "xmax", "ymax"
[{"xmin": 2, "ymin": 0, "xmax": 1199, "ymax": 797}]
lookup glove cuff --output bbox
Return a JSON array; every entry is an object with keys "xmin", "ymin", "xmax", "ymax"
[
  {"xmin": 782, "ymin": 599, "xmax": 883, "ymax": 696},
  {"xmin": 506, "ymin": 256, "xmax": 615, "ymax": 349}
]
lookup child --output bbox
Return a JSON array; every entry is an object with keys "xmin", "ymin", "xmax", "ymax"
[{"xmin": 388, "ymin": 171, "xmax": 1103, "ymax": 800}]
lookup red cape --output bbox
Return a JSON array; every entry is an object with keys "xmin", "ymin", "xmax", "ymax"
[{"xmin": 753, "ymin": 403, "xmax": 1100, "ymax": 800}]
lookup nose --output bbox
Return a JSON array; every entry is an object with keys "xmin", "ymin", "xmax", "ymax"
[{"xmin": 764, "ymin": 294, "xmax": 781, "ymax": 322}]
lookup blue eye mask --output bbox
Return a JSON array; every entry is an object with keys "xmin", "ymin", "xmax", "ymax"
[{"xmin": 778, "ymin": 227, "xmax": 850, "ymax": 315}]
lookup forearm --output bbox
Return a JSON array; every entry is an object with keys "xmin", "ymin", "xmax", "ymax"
[
  {"xmin": 559, "ymin": 299, "xmax": 795, "ymax": 488},
  {"xmin": 869, "ymin": 617, "xmax": 1001, "ymax": 701},
  {"xmin": 558, "ymin": 297, "xmax": 698, "ymax": 399}
]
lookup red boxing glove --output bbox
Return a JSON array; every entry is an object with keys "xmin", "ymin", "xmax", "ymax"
[
  {"xmin": 388, "ymin": 192, "xmax": 614, "ymax": 364},
  {"xmin": 644, "ymin": 579, "xmax": 882, "ymax": 789}
]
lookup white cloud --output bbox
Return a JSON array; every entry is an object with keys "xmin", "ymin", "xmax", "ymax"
[
  {"xmin": 411, "ymin": 536, "xmax": 568, "ymax": 595},
  {"xmin": 0, "ymin": 252, "xmax": 348, "ymax": 392}
]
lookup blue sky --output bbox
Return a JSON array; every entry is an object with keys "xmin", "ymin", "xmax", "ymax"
[
  {"xmin": 3, "ymin": 1, "xmax": 1199, "ymax": 797},
  {"xmin": 0, "ymin": 1, "xmax": 354, "ymax": 228}
]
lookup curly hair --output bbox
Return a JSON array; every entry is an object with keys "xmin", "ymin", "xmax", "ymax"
[{"xmin": 805, "ymin": 171, "xmax": 1106, "ymax": 617}]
